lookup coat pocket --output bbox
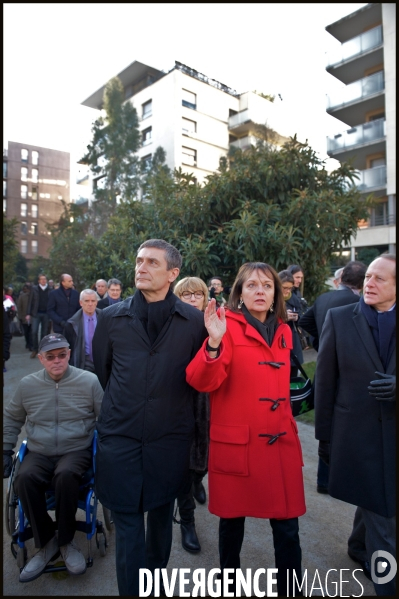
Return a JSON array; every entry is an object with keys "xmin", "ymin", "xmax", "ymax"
[{"xmin": 209, "ymin": 423, "xmax": 249, "ymax": 476}]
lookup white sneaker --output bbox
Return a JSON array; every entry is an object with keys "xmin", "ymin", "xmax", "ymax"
[
  {"xmin": 60, "ymin": 539, "xmax": 86, "ymax": 575},
  {"xmin": 19, "ymin": 535, "xmax": 58, "ymax": 582}
]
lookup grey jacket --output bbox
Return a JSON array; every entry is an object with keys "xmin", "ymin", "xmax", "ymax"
[
  {"xmin": 3, "ymin": 365, "xmax": 103, "ymax": 455},
  {"xmin": 64, "ymin": 308, "xmax": 101, "ymax": 370}
]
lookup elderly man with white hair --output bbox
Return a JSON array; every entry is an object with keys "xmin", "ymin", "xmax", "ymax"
[
  {"xmin": 64, "ymin": 289, "xmax": 101, "ymax": 372},
  {"xmin": 95, "ymin": 279, "xmax": 108, "ymax": 300}
]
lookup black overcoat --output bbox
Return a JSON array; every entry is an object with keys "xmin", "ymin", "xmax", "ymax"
[
  {"xmin": 92, "ymin": 292, "xmax": 207, "ymax": 513},
  {"xmin": 46, "ymin": 286, "xmax": 80, "ymax": 333},
  {"xmin": 315, "ymin": 302, "xmax": 396, "ymax": 517}
]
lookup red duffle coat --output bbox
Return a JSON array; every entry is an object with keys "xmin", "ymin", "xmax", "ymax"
[{"xmin": 186, "ymin": 310, "xmax": 306, "ymax": 519}]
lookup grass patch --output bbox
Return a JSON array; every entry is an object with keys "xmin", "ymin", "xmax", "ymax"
[{"xmin": 294, "ymin": 361, "xmax": 315, "ymax": 426}]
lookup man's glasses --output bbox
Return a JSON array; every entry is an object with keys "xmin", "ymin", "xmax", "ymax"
[
  {"xmin": 42, "ymin": 352, "xmax": 69, "ymax": 361},
  {"xmin": 181, "ymin": 291, "xmax": 204, "ymax": 299}
]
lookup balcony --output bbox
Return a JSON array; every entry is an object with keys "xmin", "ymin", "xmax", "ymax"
[
  {"xmin": 326, "ymin": 71, "xmax": 384, "ymax": 126},
  {"xmin": 230, "ymin": 135, "xmax": 258, "ymax": 151},
  {"xmin": 327, "ymin": 119, "xmax": 385, "ymax": 167},
  {"xmin": 3, "ymin": 149, "xmax": 8, "ymax": 157},
  {"xmin": 356, "ymin": 165, "xmax": 386, "ymax": 194},
  {"xmin": 327, "ymin": 25, "xmax": 382, "ymax": 67}
]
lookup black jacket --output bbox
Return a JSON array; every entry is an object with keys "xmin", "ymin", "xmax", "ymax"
[
  {"xmin": 315, "ymin": 302, "xmax": 396, "ymax": 517},
  {"xmin": 97, "ymin": 296, "xmax": 122, "ymax": 310},
  {"xmin": 64, "ymin": 308, "xmax": 101, "ymax": 370},
  {"xmin": 27, "ymin": 284, "xmax": 50, "ymax": 317},
  {"xmin": 92, "ymin": 292, "xmax": 207, "ymax": 513},
  {"xmin": 285, "ymin": 292, "xmax": 304, "ymax": 365},
  {"xmin": 47, "ymin": 287, "xmax": 80, "ymax": 333},
  {"xmin": 298, "ymin": 286, "xmax": 360, "ymax": 351}
]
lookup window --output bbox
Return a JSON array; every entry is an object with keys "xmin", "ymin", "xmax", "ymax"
[
  {"xmin": 21, "ymin": 149, "xmax": 28, "ymax": 163},
  {"xmin": 142, "ymin": 127, "xmax": 152, "ymax": 146},
  {"xmin": 32, "ymin": 186, "xmax": 37, "ymax": 200},
  {"xmin": 21, "ymin": 202, "xmax": 28, "ymax": 217},
  {"xmin": 182, "ymin": 90, "xmax": 196, "ymax": 110},
  {"xmin": 182, "ymin": 146, "xmax": 197, "ymax": 167},
  {"xmin": 3, "ymin": 199, "xmax": 6, "ymax": 214},
  {"xmin": 40, "ymin": 192, "xmax": 50, "ymax": 199},
  {"xmin": 21, "ymin": 239, "xmax": 28, "ymax": 254},
  {"xmin": 141, "ymin": 154, "xmax": 152, "ymax": 171},
  {"xmin": 32, "ymin": 151, "xmax": 39, "ymax": 165},
  {"xmin": 21, "ymin": 167, "xmax": 28, "ymax": 181},
  {"xmin": 142, "ymin": 100, "xmax": 152, "ymax": 119},
  {"xmin": 31, "ymin": 240, "xmax": 38, "ymax": 254},
  {"xmin": 182, "ymin": 118, "xmax": 196, "ymax": 135},
  {"xmin": 30, "ymin": 223, "xmax": 38, "ymax": 235},
  {"xmin": 32, "ymin": 168, "xmax": 38, "ymax": 183},
  {"xmin": 3, "ymin": 180, "xmax": 6, "ymax": 198},
  {"xmin": 31, "ymin": 204, "xmax": 38, "ymax": 218},
  {"xmin": 3, "ymin": 161, "xmax": 7, "ymax": 178},
  {"xmin": 21, "ymin": 184, "xmax": 28, "ymax": 199},
  {"xmin": 21, "ymin": 222, "xmax": 28, "ymax": 235}
]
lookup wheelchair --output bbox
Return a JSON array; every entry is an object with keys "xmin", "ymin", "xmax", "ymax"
[{"xmin": 5, "ymin": 430, "xmax": 113, "ymax": 575}]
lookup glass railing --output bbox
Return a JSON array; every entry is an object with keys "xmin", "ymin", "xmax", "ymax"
[
  {"xmin": 326, "ymin": 25, "xmax": 382, "ymax": 67},
  {"xmin": 356, "ymin": 165, "xmax": 386, "ymax": 191},
  {"xmin": 327, "ymin": 71, "xmax": 384, "ymax": 109},
  {"xmin": 327, "ymin": 119, "xmax": 385, "ymax": 153},
  {"xmin": 228, "ymin": 109, "xmax": 250, "ymax": 129},
  {"xmin": 230, "ymin": 135, "xmax": 258, "ymax": 150}
]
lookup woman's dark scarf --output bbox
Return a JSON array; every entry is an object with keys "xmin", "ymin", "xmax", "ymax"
[
  {"xmin": 241, "ymin": 304, "xmax": 278, "ymax": 347},
  {"xmin": 359, "ymin": 296, "xmax": 396, "ymax": 370},
  {"xmin": 134, "ymin": 288, "xmax": 176, "ymax": 346}
]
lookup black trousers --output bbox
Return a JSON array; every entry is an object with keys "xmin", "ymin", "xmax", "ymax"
[
  {"xmin": 14, "ymin": 449, "xmax": 91, "ymax": 548},
  {"xmin": 219, "ymin": 516, "xmax": 303, "ymax": 596},
  {"xmin": 176, "ymin": 469, "xmax": 206, "ymax": 524},
  {"xmin": 111, "ymin": 500, "xmax": 174, "ymax": 597},
  {"xmin": 20, "ymin": 321, "xmax": 32, "ymax": 349}
]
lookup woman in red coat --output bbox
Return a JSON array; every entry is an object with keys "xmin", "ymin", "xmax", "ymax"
[{"xmin": 186, "ymin": 262, "xmax": 305, "ymax": 596}]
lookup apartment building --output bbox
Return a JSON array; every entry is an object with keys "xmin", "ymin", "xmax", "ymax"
[
  {"xmin": 80, "ymin": 60, "xmax": 290, "ymax": 195},
  {"xmin": 3, "ymin": 142, "xmax": 70, "ymax": 261},
  {"xmin": 325, "ymin": 2, "xmax": 396, "ymax": 258}
]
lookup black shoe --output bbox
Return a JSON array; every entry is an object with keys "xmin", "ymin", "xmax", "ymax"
[
  {"xmin": 348, "ymin": 552, "xmax": 372, "ymax": 581},
  {"xmin": 193, "ymin": 481, "xmax": 206, "ymax": 504},
  {"xmin": 317, "ymin": 485, "xmax": 329, "ymax": 494},
  {"xmin": 180, "ymin": 522, "xmax": 201, "ymax": 553}
]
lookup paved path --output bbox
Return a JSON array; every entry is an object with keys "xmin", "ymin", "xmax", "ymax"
[{"xmin": 3, "ymin": 336, "xmax": 375, "ymax": 596}]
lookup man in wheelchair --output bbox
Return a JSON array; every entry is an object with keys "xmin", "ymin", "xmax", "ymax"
[{"xmin": 3, "ymin": 333, "xmax": 103, "ymax": 583}]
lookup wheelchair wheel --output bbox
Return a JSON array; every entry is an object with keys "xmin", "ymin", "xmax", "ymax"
[
  {"xmin": 99, "ymin": 535, "xmax": 107, "ymax": 557},
  {"xmin": 5, "ymin": 457, "xmax": 20, "ymax": 537},
  {"xmin": 17, "ymin": 546, "xmax": 27, "ymax": 568},
  {"xmin": 102, "ymin": 507, "xmax": 113, "ymax": 532}
]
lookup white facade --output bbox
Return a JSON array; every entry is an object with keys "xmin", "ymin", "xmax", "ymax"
[
  {"xmin": 80, "ymin": 61, "xmax": 292, "ymax": 192},
  {"xmin": 325, "ymin": 3, "xmax": 396, "ymax": 257}
]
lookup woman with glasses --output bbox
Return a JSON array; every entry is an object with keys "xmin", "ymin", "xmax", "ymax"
[
  {"xmin": 187, "ymin": 263, "xmax": 305, "ymax": 596},
  {"xmin": 173, "ymin": 277, "xmax": 210, "ymax": 554}
]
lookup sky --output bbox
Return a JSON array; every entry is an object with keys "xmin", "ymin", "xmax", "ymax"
[{"xmin": 4, "ymin": 3, "xmax": 367, "ymax": 196}]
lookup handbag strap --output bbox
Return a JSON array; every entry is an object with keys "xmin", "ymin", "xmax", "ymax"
[{"xmin": 291, "ymin": 352, "xmax": 310, "ymax": 381}]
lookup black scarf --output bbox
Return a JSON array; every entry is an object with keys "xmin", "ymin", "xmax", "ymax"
[
  {"xmin": 134, "ymin": 289, "xmax": 176, "ymax": 346},
  {"xmin": 241, "ymin": 304, "xmax": 278, "ymax": 347},
  {"xmin": 359, "ymin": 296, "xmax": 396, "ymax": 370}
]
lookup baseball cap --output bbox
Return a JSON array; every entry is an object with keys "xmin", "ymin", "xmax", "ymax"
[{"xmin": 39, "ymin": 334, "xmax": 70, "ymax": 354}]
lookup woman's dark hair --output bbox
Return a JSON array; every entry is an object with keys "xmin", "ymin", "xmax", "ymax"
[
  {"xmin": 278, "ymin": 270, "xmax": 294, "ymax": 284},
  {"xmin": 228, "ymin": 262, "xmax": 287, "ymax": 322},
  {"xmin": 286, "ymin": 264, "xmax": 303, "ymax": 276}
]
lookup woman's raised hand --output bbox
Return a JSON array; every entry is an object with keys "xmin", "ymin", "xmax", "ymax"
[{"xmin": 204, "ymin": 298, "xmax": 226, "ymax": 346}]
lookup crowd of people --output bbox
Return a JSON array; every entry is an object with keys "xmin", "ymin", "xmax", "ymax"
[{"xmin": 3, "ymin": 242, "xmax": 396, "ymax": 596}]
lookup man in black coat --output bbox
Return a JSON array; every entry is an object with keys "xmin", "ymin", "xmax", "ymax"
[
  {"xmin": 92, "ymin": 239, "xmax": 207, "ymax": 596},
  {"xmin": 97, "ymin": 278, "xmax": 123, "ymax": 310},
  {"xmin": 298, "ymin": 261, "xmax": 367, "ymax": 352},
  {"xmin": 26, "ymin": 274, "xmax": 51, "ymax": 357},
  {"xmin": 46, "ymin": 274, "xmax": 80, "ymax": 334},
  {"xmin": 315, "ymin": 255, "xmax": 396, "ymax": 596},
  {"xmin": 64, "ymin": 289, "xmax": 101, "ymax": 372}
]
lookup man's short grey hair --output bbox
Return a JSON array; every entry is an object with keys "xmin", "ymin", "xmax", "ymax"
[
  {"xmin": 96, "ymin": 279, "xmax": 107, "ymax": 286},
  {"xmin": 137, "ymin": 239, "xmax": 182, "ymax": 270},
  {"xmin": 80, "ymin": 289, "xmax": 100, "ymax": 301},
  {"xmin": 107, "ymin": 278, "xmax": 122, "ymax": 288}
]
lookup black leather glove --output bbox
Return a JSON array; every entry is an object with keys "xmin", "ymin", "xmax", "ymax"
[
  {"xmin": 368, "ymin": 372, "xmax": 396, "ymax": 402},
  {"xmin": 318, "ymin": 440, "xmax": 330, "ymax": 466},
  {"xmin": 3, "ymin": 451, "xmax": 13, "ymax": 478}
]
